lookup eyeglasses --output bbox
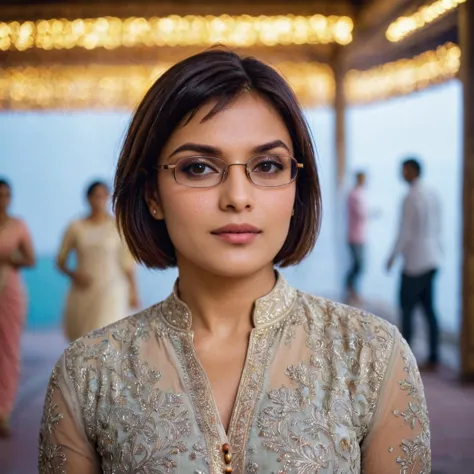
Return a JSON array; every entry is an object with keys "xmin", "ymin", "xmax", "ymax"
[{"xmin": 156, "ymin": 155, "xmax": 303, "ymax": 188}]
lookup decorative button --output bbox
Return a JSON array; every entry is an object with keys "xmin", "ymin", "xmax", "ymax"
[
  {"xmin": 222, "ymin": 443, "xmax": 232, "ymax": 472},
  {"xmin": 222, "ymin": 443, "xmax": 231, "ymax": 454}
]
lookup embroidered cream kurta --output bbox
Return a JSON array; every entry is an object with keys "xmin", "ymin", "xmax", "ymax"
[{"xmin": 39, "ymin": 274, "xmax": 431, "ymax": 473}]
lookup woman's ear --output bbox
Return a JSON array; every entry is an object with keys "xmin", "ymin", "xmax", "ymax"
[{"xmin": 145, "ymin": 182, "xmax": 165, "ymax": 220}]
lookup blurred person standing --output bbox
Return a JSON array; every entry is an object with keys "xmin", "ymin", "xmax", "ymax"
[
  {"xmin": 387, "ymin": 158, "xmax": 442, "ymax": 370},
  {"xmin": 0, "ymin": 178, "xmax": 35, "ymax": 437},
  {"xmin": 57, "ymin": 181, "xmax": 140, "ymax": 342},
  {"xmin": 345, "ymin": 171, "xmax": 368, "ymax": 304}
]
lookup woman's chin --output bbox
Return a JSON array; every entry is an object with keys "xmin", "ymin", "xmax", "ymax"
[
  {"xmin": 187, "ymin": 254, "xmax": 275, "ymax": 279},
  {"xmin": 210, "ymin": 262, "xmax": 272, "ymax": 279}
]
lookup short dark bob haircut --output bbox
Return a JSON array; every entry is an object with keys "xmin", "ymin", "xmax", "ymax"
[{"xmin": 114, "ymin": 49, "xmax": 322, "ymax": 269}]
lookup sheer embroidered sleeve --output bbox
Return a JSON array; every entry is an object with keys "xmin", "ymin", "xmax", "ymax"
[
  {"xmin": 362, "ymin": 330, "xmax": 431, "ymax": 473},
  {"xmin": 38, "ymin": 354, "xmax": 100, "ymax": 473}
]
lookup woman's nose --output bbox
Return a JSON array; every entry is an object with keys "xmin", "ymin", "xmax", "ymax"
[{"xmin": 218, "ymin": 164, "xmax": 255, "ymax": 212}]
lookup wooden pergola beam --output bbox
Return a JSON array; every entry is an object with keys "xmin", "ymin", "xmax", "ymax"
[
  {"xmin": 459, "ymin": 1, "xmax": 474, "ymax": 382},
  {"xmin": 0, "ymin": 44, "xmax": 335, "ymax": 69},
  {"xmin": 0, "ymin": 1, "xmax": 357, "ymax": 68},
  {"xmin": 0, "ymin": 1, "xmax": 357, "ymax": 22}
]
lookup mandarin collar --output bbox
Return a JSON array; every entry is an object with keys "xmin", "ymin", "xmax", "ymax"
[{"xmin": 160, "ymin": 271, "xmax": 297, "ymax": 332}]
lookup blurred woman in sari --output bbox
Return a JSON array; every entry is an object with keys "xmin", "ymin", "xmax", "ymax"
[
  {"xmin": 0, "ymin": 178, "xmax": 35, "ymax": 437},
  {"xmin": 56, "ymin": 180, "xmax": 139, "ymax": 342}
]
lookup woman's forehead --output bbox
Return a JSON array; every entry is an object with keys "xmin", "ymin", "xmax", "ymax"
[{"xmin": 166, "ymin": 93, "xmax": 292, "ymax": 153}]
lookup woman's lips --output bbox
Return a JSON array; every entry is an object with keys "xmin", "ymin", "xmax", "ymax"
[
  {"xmin": 213, "ymin": 232, "xmax": 260, "ymax": 244},
  {"xmin": 211, "ymin": 224, "xmax": 261, "ymax": 244}
]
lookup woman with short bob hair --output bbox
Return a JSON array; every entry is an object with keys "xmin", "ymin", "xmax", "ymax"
[{"xmin": 39, "ymin": 50, "xmax": 430, "ymax": 474}]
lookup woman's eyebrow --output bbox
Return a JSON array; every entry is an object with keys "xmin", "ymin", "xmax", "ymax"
[
  {"xmin": 252, "ymin": 140, "xmax": 291, "ymax": 154},
  {"xmin": 168, "ymin": 139, "xmax": 291, "ymax": 160},
  {"xmin": 168, "ymin": 143, "xmax": 222, "ymax": 159}
]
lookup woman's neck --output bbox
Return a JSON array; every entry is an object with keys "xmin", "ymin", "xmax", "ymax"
[{"xmin": 177, "ymin": 263, "xmax": 277, "ymax": 336}]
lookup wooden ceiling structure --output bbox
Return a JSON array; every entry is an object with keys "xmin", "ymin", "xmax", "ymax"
[
  {"xmin": 0, "ymin": 0, "xmax": 460, "ymax": 66},
  {"xmin": 1, "ymin": 0, "xmax": 474, "ymax": 382},
  {"xmin": 0, "ymin": 0, "xmax": 463, "ymax": 109}
]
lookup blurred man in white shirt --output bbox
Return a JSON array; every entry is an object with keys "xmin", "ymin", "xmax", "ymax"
[{"xmin": 387, "ymin": 158, "xmax": 442, "ymax": 370}]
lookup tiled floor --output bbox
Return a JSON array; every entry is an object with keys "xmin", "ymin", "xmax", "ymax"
[
  {"xmin": 1, "ymin": 313, "xmax": 473, "ymax": 474},
  {"xmin": 424, "ymin": 368, "xmax": 474, "ymax": 473}
]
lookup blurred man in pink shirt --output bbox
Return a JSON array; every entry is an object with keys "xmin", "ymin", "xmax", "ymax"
[{"xmin": 345, "ymin": 171, "xmax": 368, "ymax": 304}]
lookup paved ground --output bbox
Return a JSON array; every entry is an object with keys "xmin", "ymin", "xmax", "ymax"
[
  {"xmin": 0, "ymin": 331, "xmax": 66, "ymax": 474},
  {"xmin": 1, "ymin": 311, "xmax": 473, "ymax": 474}
]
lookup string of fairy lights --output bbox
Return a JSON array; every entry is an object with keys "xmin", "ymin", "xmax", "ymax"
[
  {"xmin": 0, "ymin": 43, "xmax": 460, "ymax": 109},
  {"xmin": 0, "ymin": 2, "xmax": 466, "ymax": 109},
  {"xmin": 346, "ymin": 42, "xmax": 461, "ymax": 104},
  {"xmin": 0, "ymin": 62, "xmax": 335, "ymax": 109},
  {"xmin": 0, "ymin": 14, "xmax": 354, "ymax": 51},
  {"xmin": 386, "ymin": 0, "xmax": 466, "ymax": 43}
]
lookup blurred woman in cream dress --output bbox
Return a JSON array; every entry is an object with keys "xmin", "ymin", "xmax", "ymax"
[{"xmin": 56, "ymin": 181, "xmax": 139, "ymax": 341}]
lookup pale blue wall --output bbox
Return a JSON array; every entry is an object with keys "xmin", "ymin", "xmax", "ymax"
[{"xmin": 0, "ymin": 108, "xmax": 338, "ymax": 329}]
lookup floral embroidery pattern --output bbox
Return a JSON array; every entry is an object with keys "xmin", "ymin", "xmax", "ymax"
[
  {"xmin": 226, "ymin": 328, "xmax": 274, "ymax": 471},
  {"xmin": 38, "ymin": 274, "xmax": 431, "ymax": 474},
  {"xmin": 392, "ymin": 340, "xmax": 431, "ymax": 474},
  {"xmin": 63, "ymin": 311, "xmax": 192, "ymax": 473},
  {"xmin": 256, "ymin": 300, "xmax": 395, "ymax": 473},
  {"xmin": 38, "ymin": 366, "xmax": 67, "ymax": 474}
]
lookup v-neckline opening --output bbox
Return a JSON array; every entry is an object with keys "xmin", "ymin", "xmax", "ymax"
[
  {"xmin": 165, "ymin": 313, "xmax": 277, "ymax": 473},
  {"xmin": 189, "ymin": 329, "xmax": 257, "ymax": 442}
]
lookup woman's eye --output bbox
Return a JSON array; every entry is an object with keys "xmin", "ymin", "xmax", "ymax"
[
  {"xmin": 188, "ymin": 163, "xmax": 212, "ymax": 175},
  {"xmin": 253, "ymin": 160, "xmax": 283, "ymax": 173},
  {"xmin": 179, "ymin": 159, "xmax": 220, "ymax": 176}
]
